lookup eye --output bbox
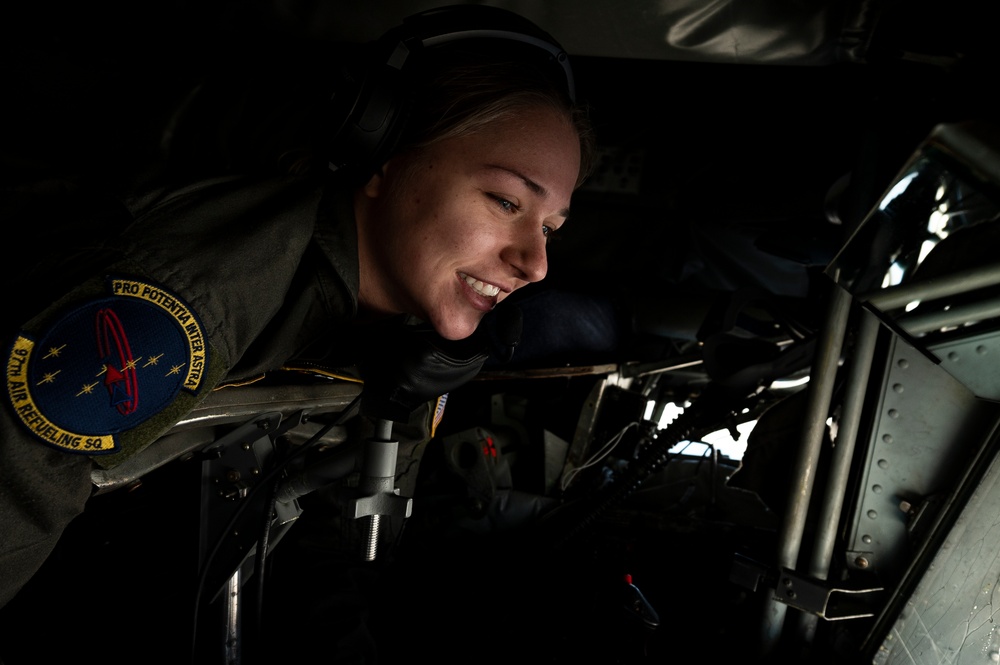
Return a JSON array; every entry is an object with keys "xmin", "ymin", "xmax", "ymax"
[
  {"xmin": 488, "ymin": 194, "xmax": 519, "ymax": 214},
  {"xmin": 542, "ymin": 224, "xmax": 562, "ymax": 242}
]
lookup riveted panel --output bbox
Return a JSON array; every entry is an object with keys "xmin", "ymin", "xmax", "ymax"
[
  {"xmin": 846, "ymin": 331, "xmax": 998, "ymax": 578},
  {"xmin": 930, "ymin": 329, "xmax": 1000, "ymax": 403}
]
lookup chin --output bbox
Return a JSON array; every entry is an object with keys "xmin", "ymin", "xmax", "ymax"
[{"xmin": 432, "ymin": 315, "xmax": 482, "ymax": 342}]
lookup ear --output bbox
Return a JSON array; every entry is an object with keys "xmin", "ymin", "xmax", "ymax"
[
  {"xmin": 361, "ymin": 169, "xmax": 382, "ymax": 199},
  {"xmin": 361, "ymin": 160, "xmax": 393, "ymax": 199}
]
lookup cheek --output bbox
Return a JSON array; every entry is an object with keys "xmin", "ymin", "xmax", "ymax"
[{"xmin": 431, "ymin": 203, "xmax": 500, "ymax": 257}]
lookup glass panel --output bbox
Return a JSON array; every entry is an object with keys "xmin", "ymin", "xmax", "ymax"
[
  {"xmin": 826, "ymin": 121, "xmax": 1000, "ymax": 398},
  {"xmin": 828, "ymin": 122, "xmax": 1000, "ymax": 334}
]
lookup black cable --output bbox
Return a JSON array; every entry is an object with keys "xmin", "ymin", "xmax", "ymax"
[
  {"xmin": 189, "ymin": 392, "xmax": 362, "ymax": 663},
  {"xmin": 551, "ymin": 383, "xmax": 746, "ymax": 550},
  {"xmin": 252, "ymin": 481, "xmax": 280, "ymax": 645}
]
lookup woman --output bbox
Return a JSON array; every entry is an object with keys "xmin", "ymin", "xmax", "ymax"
[{"xmin": 0, "ymin": 4, "xmax": 594, "ymax": 628}]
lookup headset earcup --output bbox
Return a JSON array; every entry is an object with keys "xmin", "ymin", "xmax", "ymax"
[
  {"xmin": 325, "ymin": 5, "xmax": 573, "ymax": 176},
  {"xmin": 326, "ymin": 40, "xmax": 415, "ymax": 176}
]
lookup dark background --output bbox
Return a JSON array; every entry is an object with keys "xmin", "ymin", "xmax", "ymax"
[{"xmin": 1, "ymin": 1, "xmax": 997, "ymax": 663}]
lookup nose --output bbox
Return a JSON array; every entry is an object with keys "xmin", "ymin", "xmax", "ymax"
[{"xmin": 502, "ymin": 226, "xmax": 548, "ymax": 284}]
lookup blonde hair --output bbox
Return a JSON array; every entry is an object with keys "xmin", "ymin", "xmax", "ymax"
[{"xmin": 394, "ymin": 48, "xmax": 596, "ymax": 188}]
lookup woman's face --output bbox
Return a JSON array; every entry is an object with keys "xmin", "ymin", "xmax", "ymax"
[{"xmin": 356, "ymin": 105, "xmax": 581, "ymax": 340}]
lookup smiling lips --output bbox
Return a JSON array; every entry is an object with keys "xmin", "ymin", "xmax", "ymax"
[{"xmin": 459, "ymin": 272, "xmax": 501, "ymax": 298}]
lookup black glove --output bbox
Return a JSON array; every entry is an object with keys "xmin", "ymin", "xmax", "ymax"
[{"xmin": 358, "ymin": 307, "xmax": 522, "ymax": 422}]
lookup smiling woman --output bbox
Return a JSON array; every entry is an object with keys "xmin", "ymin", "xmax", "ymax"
[
  {"xmin": 351, "ymin": 40, "xmax": 595, "ymax": 341},
  {"xmin": 356, "ymin": 104, "xmax": 584, "ymax": 340}
]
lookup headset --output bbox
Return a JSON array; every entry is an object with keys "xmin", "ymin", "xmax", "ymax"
[{"xmin": 325, "ymin": 4, "xmax": 575, "ymax": 176}]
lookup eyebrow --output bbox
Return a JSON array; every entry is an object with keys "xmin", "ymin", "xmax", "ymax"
[{"xmin": 486, "ymin": 164, "xmax": 572, "ymax": 218}]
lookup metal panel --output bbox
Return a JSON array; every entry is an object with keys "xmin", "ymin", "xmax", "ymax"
[
  {"xmin": 845, "ymin": 332, "xmax": 997, "ymax": 578},
  {"xmin": 873, "ymin": 426, "xmax": 1000, "ymax": 664},
  {"xmin": 931, "ymin": 330, "xmax": 1000, "ymax": 403}
]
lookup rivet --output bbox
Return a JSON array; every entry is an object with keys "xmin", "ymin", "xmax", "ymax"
[
  {"xmin": 897, "ymin": 359, "xmax": 909, "ymax": 369},
  {"xmin": 883, "ymin": 434, "xmax": 893, "ymax": 444},
  {"xmin": 977, "ymin": 345, "xmax": 988, "ymax": 355},
  {"xmin": 862, "ymin": 535, "xmax": 872, "ymax": 544},
  {"xmin": 868, "ymin": 509, "xmax": 878, "ymax": 519},
  {"xmin": 872, "ymin": 484, "xmax": 883, "ymax": 494},
  {"xmin": 948, "ymin": 352, "xmax": 959, "ymax": 361},
  {"xmin": 888, "ymin": 409, "xmax": 900, "ymax": 419},
  {"xmin": 878, "ymin": 459, "xmax": 889, "ymax": 469},
  {"xmin": 893, "ymin": 383, "xmax": 904, "ymax": 393},
  {"xmin": 855, "ymin": 557, "xmax": 869, "ymax": 569}
]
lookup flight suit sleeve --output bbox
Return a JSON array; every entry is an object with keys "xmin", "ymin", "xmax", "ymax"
[{"xmin": 1, "ymin": 174, "xmax": 327, "ymax": 608}]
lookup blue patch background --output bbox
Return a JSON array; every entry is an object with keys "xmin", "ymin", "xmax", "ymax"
[{"xmin": 29, "ymin": 296, "xmax": 191, "ymax": 435}]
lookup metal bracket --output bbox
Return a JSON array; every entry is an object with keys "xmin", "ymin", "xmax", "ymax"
[
  {"xmin": 199, "ymin": 411, "xmax": 305, "ymax": 601},
  {"xmin": 774, "ymin": 568, "xmax": 884, "ymax": 620},
  {"xmin": 731, "ymin": 554, "xmax": 883, "ymax": 621}
]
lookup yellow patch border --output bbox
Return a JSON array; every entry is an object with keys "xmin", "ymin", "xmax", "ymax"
[
  {"xmin": 7, "ymin": 335, "xmax": 116, "ymax": 452},
  {"xmin": 109, "ymin": 278, "xmax": 207, "ymax": 391}
]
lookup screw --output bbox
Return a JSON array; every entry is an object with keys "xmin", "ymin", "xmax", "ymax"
[{"xmin": 856, "ymin": 557, "xmax": 869, "ymax": 569}]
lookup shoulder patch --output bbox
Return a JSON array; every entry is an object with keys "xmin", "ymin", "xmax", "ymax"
[{"xmin": 6, "ymin": 277, "xmax": 209, "ymax": 455}]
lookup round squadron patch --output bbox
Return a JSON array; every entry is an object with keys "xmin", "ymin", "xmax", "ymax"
[{"xmin": 5, "ymin": 277, "xmax": 208, "ymax": 455}]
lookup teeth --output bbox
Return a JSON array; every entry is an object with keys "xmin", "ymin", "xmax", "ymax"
[{"xmin": 462, "ymin": 273, "xmax": 500, "ymax": 297}]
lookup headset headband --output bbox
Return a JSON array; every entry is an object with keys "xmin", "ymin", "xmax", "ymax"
[{"xmin": 327, "ymin": 4, "xmax": 574, "ymax": 175}]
